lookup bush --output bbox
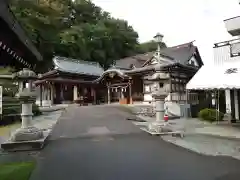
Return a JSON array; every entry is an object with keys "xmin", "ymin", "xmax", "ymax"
[
  {"xmin": 32, "ymin": 104, "xmax": 42, "ymax": 116},
  {"xmin": 198, "ymin": 108, "xmax": 224, "ymax": 122}
]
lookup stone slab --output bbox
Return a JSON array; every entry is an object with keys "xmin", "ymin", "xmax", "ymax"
[
  {"xmin": 140, "ymin": 127, "xmax": 184, "ymax": 137},
  {"xmin": 87, "ymin": 126, "xmax": 111, "ymax": 135},
  {"xmin": 1, "ymin": 134, "xmax": 48, "ymax": 152}
]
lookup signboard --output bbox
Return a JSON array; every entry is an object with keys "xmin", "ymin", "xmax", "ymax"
[{"xmin": 0, "ymin": 86, "xmax": 2, "ymax": 114}]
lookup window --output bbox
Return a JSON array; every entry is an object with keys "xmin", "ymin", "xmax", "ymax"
[{"xmin": 230, "ymin": 42, "xmax": 240, "ymax": 57}]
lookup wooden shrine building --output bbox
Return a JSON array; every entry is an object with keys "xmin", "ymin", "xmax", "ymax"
[
  {"xmin": 34, "ymin": 56, "xmax": 104, "ymax": 106},
  {"xmin": 36, "ymin": 42, "xmax": 203, "ymax": 116},
  {"xmin": 95, "ymin": 42, "xmax": 203, "ymax": 106}
]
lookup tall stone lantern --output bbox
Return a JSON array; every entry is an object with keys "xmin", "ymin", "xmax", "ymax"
[
  {"xmin": 147, "ymin": 64, "xmax": 170, "ymax": 132},
  {"xmin": 147, "ymin": 32, "xmax": 170, "ymax": 132},
  {"xmin": 10, "ymin": 68, "xmax": 43, "ymax": 141}
]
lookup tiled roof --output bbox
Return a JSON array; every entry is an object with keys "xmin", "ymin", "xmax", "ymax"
[
  {"xmin": 161, "ymin": 42, "xmax": 198, "ymax": 65},
  {"xmin": 113, "ymin": 52, "xmax": 155, "ymax": 70},
  {"xmin": 114, "ymin": 42, "xmax": 203, "ymax": 69},
  {"xmin": 53, "ymin": 56, "xmax": 104, "ymax": 76}
]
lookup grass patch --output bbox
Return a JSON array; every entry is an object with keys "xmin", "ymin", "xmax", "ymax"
[
  {"xmin": 0, "ymin": 161, "xmax": 36, "ymax": 180},
  {"xmin": 0, "ymin": 122, "xmax": 21, "ymax": 136}
]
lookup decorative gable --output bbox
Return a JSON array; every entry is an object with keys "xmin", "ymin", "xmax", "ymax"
[
  {"xmin": 188, "ymin": 56, "xmax": 199, "ymax": 67},
  {"xmin": 145, "ymin": 55, "xmax": 174, "ymax": 66}
]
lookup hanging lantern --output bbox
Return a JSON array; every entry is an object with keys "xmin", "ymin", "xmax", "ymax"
[
  {"xmin": 0, "ymin": 41, "xmax": 2, "ymax": 47},
  {"xmin": 115, "ymin": 88, "xmax": 117, "ymax": 92},
  {"xmin": 7, "ymin": 48, "xmax": 9, "ymax": 53},
  {"xmin": 3, "ymin": 44, "xmax": 6, "ymax": 50},
  {"xmin": 10, "ymin": 50, "xmax": 13, "ymax": 55}
]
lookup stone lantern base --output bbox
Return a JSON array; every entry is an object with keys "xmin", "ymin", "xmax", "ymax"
[
  {"xmin": 10, "ymin": 126, "xmax": 43, "ymax": 142},
  {"xmin": 11, "ymin": 89, "xmax": 44, "ymax": 142},
  {"xmin": 148, "ymin": 90, "xmax": 168, "ymax": 133}
]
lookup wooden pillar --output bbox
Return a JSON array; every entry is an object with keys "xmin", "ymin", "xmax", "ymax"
[
  {"xmin": 40, "ymin": 84, "xmax": 43, "ymax": 106},
  {"xmin": 50, "ymin": 83, "xmax": 54, "ymax": 105},
  {"xmin": 107, "ymin": 86, "xmax": 110, "ymax": 104},
  {"xmin": 73, "ymin": 85, "xmax": 78, "ymax": 101},
  {"xmin": 91, "ymin": 87, "xmax": 96, "ymax": 104},
  {"xmin": 47, "ymin": 84, "xmax": 50, "ymax": 101},
  {"xmin": 60, "ymin": 84, "xmax": 64, "ymax": 102},
  {"xmin": 107, "ymin": 82, "xmax": 111, "ymax": 104},
  {"xmin": 169, "ymin": 75, "xmax": 172, "ymax": 101},
  {"xmin": 43, "ymin": 86, "xmax": 47, "ymax": 101},
  {"xmin": 234, "ymin": 90, "xmax": 239, "ymax": 120},
  {"xmin": 129, "ymin": 81, "xmax": 132, "ymax": 104}
]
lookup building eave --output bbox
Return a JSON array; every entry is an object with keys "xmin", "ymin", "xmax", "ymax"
[{"xmin": 0, "ymin": 0, "xmax": 42, "ymax": 61}]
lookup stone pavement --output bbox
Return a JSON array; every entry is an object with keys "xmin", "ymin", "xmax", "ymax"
[
  {"xmin": 162, "ymin": 134, "xmax": 240, "ymax": 160},
  {"xmin": 30, "ymin": 105, "xmax": 240, "ymax": 180},
  {"xmin": 129, "ymin": 107, "xmax": 240, "ymax": 160}
]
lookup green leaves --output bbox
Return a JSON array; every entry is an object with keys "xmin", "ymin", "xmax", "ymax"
[{"xmin": 10, "ymin": 0, "xmax": 153, "ymax": 72}]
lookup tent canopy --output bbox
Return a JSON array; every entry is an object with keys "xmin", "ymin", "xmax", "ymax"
[{"xmin": 186, "ymin": 61, "xmax": 240, "ymax": 90}]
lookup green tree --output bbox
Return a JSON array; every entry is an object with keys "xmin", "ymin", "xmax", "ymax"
[
  {"xmin": 10, "ymin": 0, "xmax": 142, "ymax": 71},
  {"xmin": 138, "ymin": 40, "xmax": 167, "ymax": 54}
]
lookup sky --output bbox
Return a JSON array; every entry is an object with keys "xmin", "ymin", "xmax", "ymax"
[{"xmin": 91, "ymin": 0, "xmax": 240, "ymax": 65}]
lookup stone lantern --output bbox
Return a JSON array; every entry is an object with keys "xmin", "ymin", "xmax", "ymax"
[
  {"xmin": 10, "ymin": 68, "xmax": 43, "ymax": 141},
  {"xmin": 147, "ymin": 64, "xmax": 170, "ymax": 132}
]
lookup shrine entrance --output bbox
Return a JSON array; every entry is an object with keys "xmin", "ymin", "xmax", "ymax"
[
  {"xmin": 95, "ymin": 70, "xmax": 132, "ymax": 104},
  {"xmin": 108, "ymin": 82, "xmax": 132, "ymax": 104}
]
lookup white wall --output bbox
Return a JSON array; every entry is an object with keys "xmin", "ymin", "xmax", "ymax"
[{"xmin": 214, "ymin": 45, "xmax": 240, "ymax": 66}]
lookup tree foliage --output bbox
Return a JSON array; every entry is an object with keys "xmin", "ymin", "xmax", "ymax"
[
  {"xmin": 138, "ymin": 40, "xmax": 167, "ymax": 53},
  {"xmin": 10, "ymin": 0, "xmax": 145, "ymax": 71}
]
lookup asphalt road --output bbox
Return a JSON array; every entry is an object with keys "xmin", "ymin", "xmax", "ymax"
[{"xmin": 30, "ymin": 105, "xmax": 240, "ymax": 180}]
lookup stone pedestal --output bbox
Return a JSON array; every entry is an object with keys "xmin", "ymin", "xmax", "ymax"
[
  {"xmin": 155, "ymin": 94, "xmax": 166, "ymax": 122},
  {"xmin": 148, "ymin": 90, "xmax": 168, "ymax": 133}
]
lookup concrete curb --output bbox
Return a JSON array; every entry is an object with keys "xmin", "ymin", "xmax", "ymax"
[
  {"xmin": 42, "ymin": 107, "xmax": 68, "ymax": 147},
  {"xmin": 184, "ymin": 132, "xmax": 240, "ymax": 142}
]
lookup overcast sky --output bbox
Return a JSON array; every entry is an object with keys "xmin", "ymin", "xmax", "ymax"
[{"xmin": 92, "ymin": 0, "xmax": 240, "ymax": 65}]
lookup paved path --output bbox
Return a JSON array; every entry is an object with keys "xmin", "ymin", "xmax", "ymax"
[{"xmin": 30, "ymin": 105, "xmax": 240, "ymax": 180}]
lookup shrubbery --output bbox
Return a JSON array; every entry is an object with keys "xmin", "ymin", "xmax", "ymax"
[
  {"xmin": 32, "ymin": 103, "xmax": 42, "ymax": 116},
  {"xmin": 198, "ymin": 108, "xmax": 224, "ymax": 122}
]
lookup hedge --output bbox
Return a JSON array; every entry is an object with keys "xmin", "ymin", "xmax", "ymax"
[{"xmin": 198, "ymin": 108, "xmax": 224, "ymax": 122}]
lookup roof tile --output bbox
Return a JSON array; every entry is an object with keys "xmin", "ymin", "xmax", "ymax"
[{"xmin": 53, "ymin": 56, "xmax": 104, "ymax": 76}]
